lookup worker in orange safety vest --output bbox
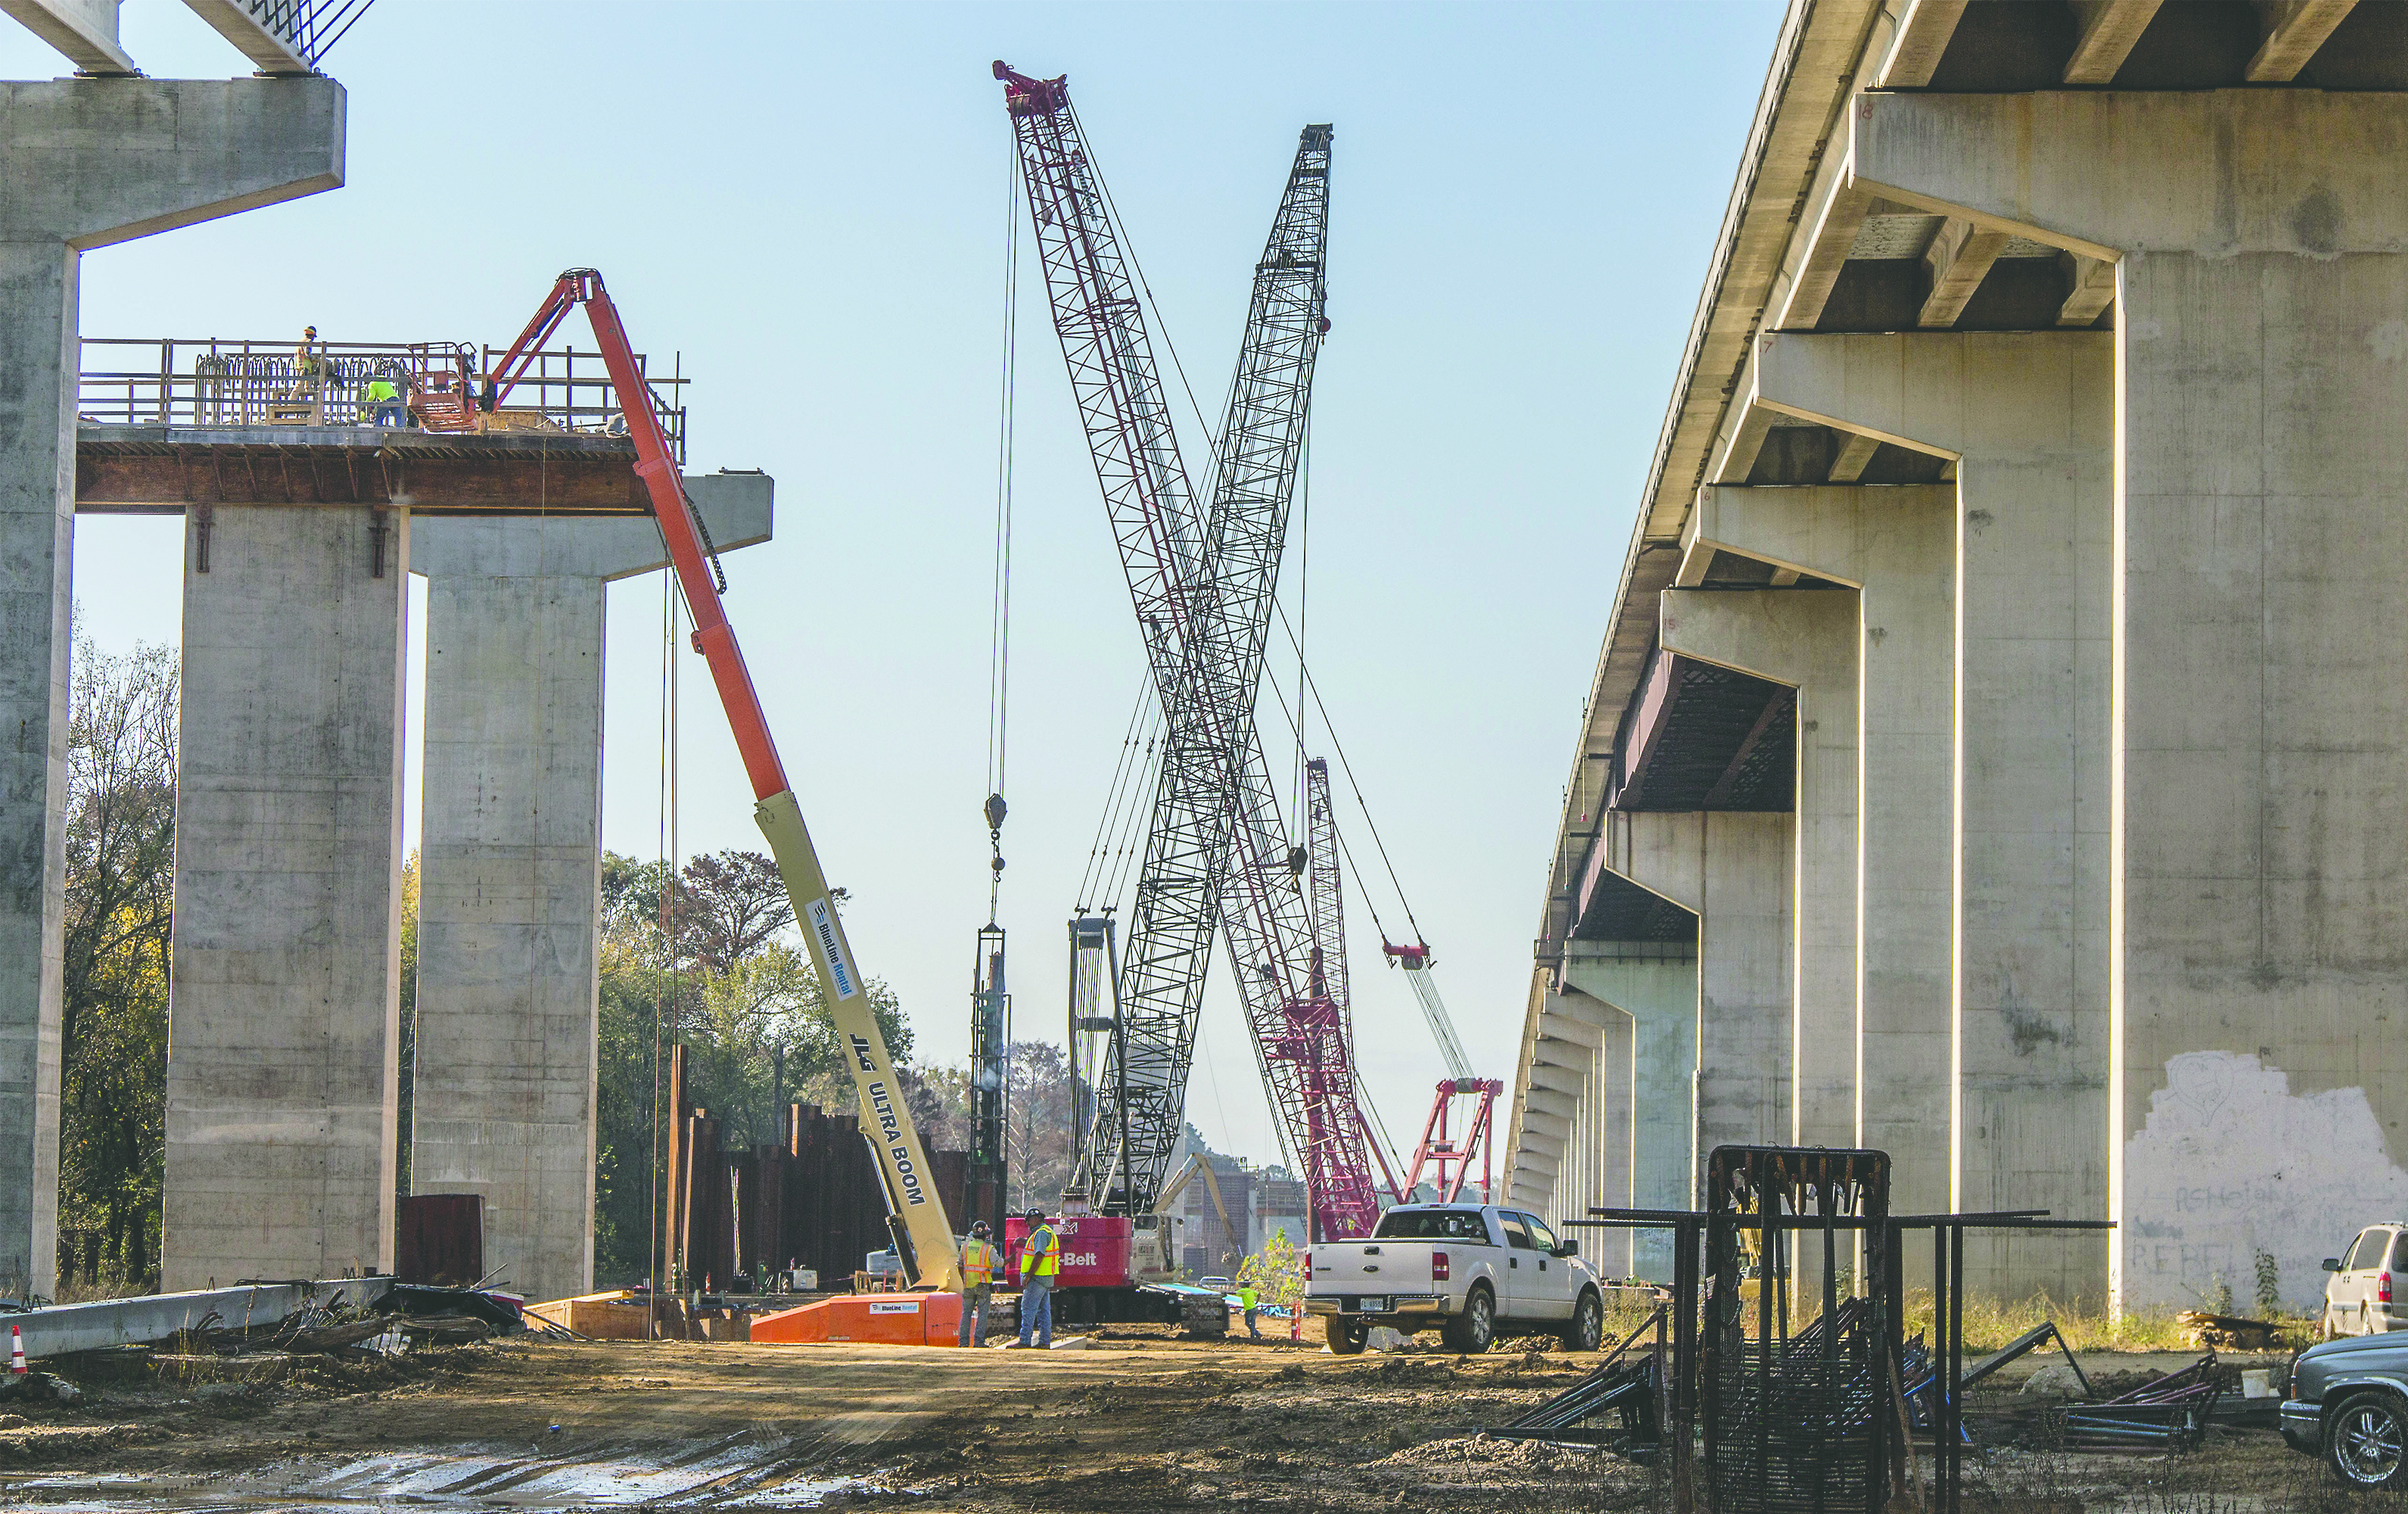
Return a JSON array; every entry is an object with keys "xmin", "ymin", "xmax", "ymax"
[{"xmin": 957, "ymin": 1221, "xmax": 1000, "ymax": 1347}]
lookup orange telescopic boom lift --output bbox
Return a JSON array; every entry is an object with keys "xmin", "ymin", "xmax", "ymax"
[{"xmin": 486, "ymin": 270, "xmax": 963, "ymax": 1297}]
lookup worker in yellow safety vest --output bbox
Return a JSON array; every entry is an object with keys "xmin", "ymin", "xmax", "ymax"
[
  {"xmin": 957, "ymin": 1220, "xmax": 1000, "ymax": 1347},
  {"xmin": 1013, "ymin": 1210, "xmax": 1060, "ymax": 1349},
  {"xmin": 365, "ymin": 374, "xmax": 406, "ymax": 428}
]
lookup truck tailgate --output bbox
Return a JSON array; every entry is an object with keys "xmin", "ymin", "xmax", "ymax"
[{"xmin": 1311, "ymin": 1241, "xmax": 1437, "ymax": 1297}]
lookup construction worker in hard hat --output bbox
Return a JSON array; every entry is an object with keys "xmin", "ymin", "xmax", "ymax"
[
  {"xmin": 1013, "ymin": 1210, "xmax": 1060, "ymax": 1349},
  {"xmin": 294, "ymin": 326, "xmax": 325, "ymax": 395},
  {"xmin": 957, "ymin": 1220, "xmax": 999, "ymax": 1347}
]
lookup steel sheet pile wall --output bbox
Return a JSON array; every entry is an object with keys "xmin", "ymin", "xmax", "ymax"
[{"xmin": 660, "ymin": 1050, "xmax": 968, "ymax": 1290}]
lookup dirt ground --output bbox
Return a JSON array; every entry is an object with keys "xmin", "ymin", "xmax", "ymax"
[{"xmin": 0, "ymin": 1328, "xmax": 2329, "ymax": 1512}]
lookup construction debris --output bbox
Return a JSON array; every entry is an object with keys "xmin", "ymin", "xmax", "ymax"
[
  {"xmin": 2176, "ymin": 1310, "xmax": 2288, "ymax": 1350},
  {"xmin": 2046, "ymin": 1354, "xmax": 2225, "ymax": 1451},
  {"xmin": 1489, "ymin": 1304, "xmax": 1668, "ymax": 1453}
]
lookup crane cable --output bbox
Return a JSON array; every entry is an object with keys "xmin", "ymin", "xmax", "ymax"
[{"xmin": 987, "ymin": 143, "xmax": 1019, "ymax": 926}]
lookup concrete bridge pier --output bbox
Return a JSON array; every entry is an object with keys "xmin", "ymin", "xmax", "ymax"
[
  {"xmin": 1686, "ymin": 484, "xmax": 1955, "ymax": 1232},
  {"xmin": 1535, "ymin": 989, "xmax": 1628, "ymax": 1273},
  {"xmin": 166, "ymin": 503, "xmax": 408, "ymax": 1290},
  {"xmin": 0, "ymin": 78, "xmax": 343, "ymax": 1298},
  {"xmin": 1660, "ymin": 590, "xmax": 1858, "ymax": 1154},
  {"xmin": 1753, "ymin": 332, "xmax": 2114, "ymax": 1307},
  {"xmin": 1561, "ymin": 946, "xmax": 1696, "ymax": 1279},
  {"xmin": 1601, "ymin": 809, "xmax": 1790, "ymax": 1170},
  {"xmin": 1853, "ymin": 88, "xmax": 2408, "ymax": 1312},
  {"xmin": 409, "ymin": 476, "xmax": 770, "ymax": 1305}
]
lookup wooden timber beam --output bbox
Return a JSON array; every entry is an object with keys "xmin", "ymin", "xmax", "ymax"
[
  {"xmin": 2247, "ymin": 0, "xmax": 2357, "ymax": 81},
  {"xmin": 2064, "ymin": 0, "xmax": 2166, "ymax": 84}
]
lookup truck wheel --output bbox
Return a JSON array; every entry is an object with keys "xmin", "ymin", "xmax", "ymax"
[
  {"xmin": 1562, "ymin": 1289, "xmax": 1604, "ymax": 1352},
  {"xmin": 2330, "ymin": 1393, "xmax": 2408, "ymax": 1488},
  {"xmin": 1443, "ymin": 1285, "xmax": 1496, "ymax": 1354},
  {"xmin": 1329, "ymin": 1318, "xmax": 1370, "ymax": 1355}
]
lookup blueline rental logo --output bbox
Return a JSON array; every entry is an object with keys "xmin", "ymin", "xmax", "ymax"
[{"xmin": 806, "ymin": 896, "xmax": 858, "ymax": 999}]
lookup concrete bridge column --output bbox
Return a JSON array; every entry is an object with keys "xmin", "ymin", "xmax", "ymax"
[
  {"xmin": 166, "ymin": 503, "xmax": 408, "ymax": 1289},
  {"xmin": 1504, "ymin": 958, "xmax": 1569, "ymax": 1217},
  {"xmin": 1563, "ymin": 947, "xmax": 1698, "ymax": 1280},
  {"xmin": 0, "ymin": 77, "xmax": 341, "ymax": 1298},
  {"xmin": 1660, "ymin": 590, "xmax": 1858, "ymax": 1154},
  {"xmin": 407, "ymin": 478, "xmax": 770, "ymax": 1305},
  {"xmin": 1856, "ymin": 89, "xmax": 2408, "ymax": 1311},
  {"xmin": 1753, "ymin": 332, "xmax": 2114, "ymax": 1306},
  {"xmin": 1685, "ymin": 485, "xmax": 1955, "ymax": 1231},
  {"xmin": 1542, "ymin": 989, "xmax": 1629, "ymax": 1272},
  {"xmin": 1604, "ymin": 809, "xmax": 1789, "ymax": 1176}
]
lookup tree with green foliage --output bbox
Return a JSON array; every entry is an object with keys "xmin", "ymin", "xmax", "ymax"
[
  {"xmin": 55, "ymin": 633, "xmax": 177, "ymax": 1297},
  {"xmin": 1239, "ymin": 1229, "xmax": 1307, "ymax": 1313},
  {"xmin": 589, "ymin": 848, "xmax": 935, "ymax": 1285}
]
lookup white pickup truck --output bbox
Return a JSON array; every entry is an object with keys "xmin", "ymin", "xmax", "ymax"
[{"xmin": 1303, "ymin": 1203, "xmax": 1605, "ymax": 1355}]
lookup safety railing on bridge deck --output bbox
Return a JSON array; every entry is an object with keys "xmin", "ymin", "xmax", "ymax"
[{"xmin": 76, "ymin": 337, "xmax": 688, "ymax": 466}]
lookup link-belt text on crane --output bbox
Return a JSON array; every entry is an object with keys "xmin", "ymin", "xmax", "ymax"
[
  {"xmin": 806, "ymin": 896, "xmax": 860, "ymax": 999},
  {"xmin": 851, "ymin": 1035, "xmax": 926, "ymax": 1207}
]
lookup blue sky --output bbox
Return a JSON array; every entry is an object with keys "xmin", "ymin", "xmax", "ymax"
[{"xmin": 30, "ymin": 0, "xmax": 1782, "ymax": 1170}]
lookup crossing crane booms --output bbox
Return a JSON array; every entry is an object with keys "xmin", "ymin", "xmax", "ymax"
[
  {"xmin": 997, "ymin": 64, "xmax": 1386, "ymax": 1240},
  {"xmin": 484, "ymin": 269, "xmax": 963, "ymax": 1294}
]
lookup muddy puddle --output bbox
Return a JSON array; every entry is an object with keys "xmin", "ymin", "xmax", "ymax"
[{"xmin": 0, "ymin": 1423, "xmax": 909, "ymax": 1511}]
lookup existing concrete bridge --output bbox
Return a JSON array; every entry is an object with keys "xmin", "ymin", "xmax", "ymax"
[
  {"xmin": 0, "ymin": 27, "xmax": 772, "ymax": 1304},
  {"xmin": 1509, "ymin": 0, "xmax": 2408, "ymax": 1312}
]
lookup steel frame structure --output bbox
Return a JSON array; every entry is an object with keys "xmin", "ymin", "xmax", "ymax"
[{"xmin": 997, "ymin": 64, "xmax": 1382, "ymax": 1238}]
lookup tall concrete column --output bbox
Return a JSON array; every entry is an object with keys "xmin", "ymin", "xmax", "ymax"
[
  {"xmin": 1686, "ymin": 485, "xmax": 1955, "ymax": 1226},
  {"xmin": 1541, "ymin": 989, "xmax": 1628, "ymax": 1270},
  {"xmin": 1754, "ymin": 332, "xmax": 2114, "ymax": 1304},
  {"xmin": 407, "ymin": 478, "xmax": 770, "ymax": 1305},
  {"xmin": 1563, "ymin": 949, "xmax": 1697, "ymax": 1279},
  {"xmin": 1856, "ymin": 89, "xmax": 2408, "ymax": 1310},
  {"xmin": 167, "ymin": 503, "xmax": 406, "ymax": 1289},
  {"xmin": 1506, "ymin": 961, "xmax": 1570, "ymax": 1216},
  {"xmin": 1661, "ymin": 590, "xmax": 1858, "ymax": 1152},
  {"xmin": 1604, "ymin": 809, "xmax": 1790, "ymax": 1171},
  {"xmin": 0, "ymin": 78, "xmax": 341, "ymax": 1298}
]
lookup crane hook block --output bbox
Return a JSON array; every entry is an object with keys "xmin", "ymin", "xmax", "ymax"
[{"xmin": 984, "ymin": 793, "xmax": 1008, "ymax": 833}]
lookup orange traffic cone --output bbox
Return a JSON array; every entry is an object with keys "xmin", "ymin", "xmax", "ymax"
[{"xmin": 9, "ymin": 1322, "xmax": 25, "ymax": 1375}]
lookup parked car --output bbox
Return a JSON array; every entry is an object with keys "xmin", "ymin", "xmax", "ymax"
[
  {"xmin": 2282, "ymin": 1331, "xmax": 2408, "ymax": 1485},
  {"xmin": 2322, "ymin": 1223, "xmax": 2408, "ymax": 1337},
  {"xmin": 1197, "ymin": 1276, "xmax": 1236, "ymax": 1296},
  {"xmin": 1302, "ymin": 1203, "xmax": 1605, "ymax": 1357}
]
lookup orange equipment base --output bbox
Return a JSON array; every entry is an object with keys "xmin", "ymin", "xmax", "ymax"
[{"xmin": 749, "ymin": 1291, "xmax": 963, "ymax": 1347}]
